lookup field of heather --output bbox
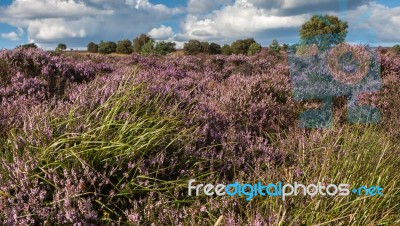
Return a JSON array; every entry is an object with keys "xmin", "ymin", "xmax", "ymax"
[{"xmin": 0, "ymin": 47, "xmax": 399, "ymax": 225}]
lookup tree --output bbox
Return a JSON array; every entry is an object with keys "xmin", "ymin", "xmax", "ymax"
[
  {"xmin": 300, "ymin": 15, "xmax": 348, "ymax": 51},
  {"xmin": 282, "ymin": 43, "xmax": 289, "ymax": 51},
  {"xmin": 87, "ymin": 42, "xmax": 98, "ymax": 53},
  {"xmin": 141, "ymin": 40, "xmax": 155, "ymax": 56},
  {"xmin": 154, "ymin": 41, "xmax": 176, "ymax": 55},
  {"xmin": 248, "ymin": 43, "xmax": 262, "ymax": 55},
  {"xmin": 392, "ymin": 44, "xmax": 400, "ymax": 54},
  {"xmin": 221, "ymin": 44, "xmax": 232, "ymax": 55},
  {"xmin": 133, "ymin": 34, "xmax": 153, "ymax": 53},
  {"xmin": 230, "ymin": 38, "xmax": 256, "ymax": 55},
  {"xmin": 269, "ymin": 39, "xmax": 280, "ymax": 53},
  {"xmin": 116, "ymin": 39, "xmax": 133, "ymax": 54},
  {"xmin": 98, "ymin": 41, "xmax": 117, "ymax": 54},
  {"xmin": 20, "ymin": 43, "xmax": 37, "ymax": 49},
  {"xmin": 57, "ymin": 43, "xmax": 67, "ymax": 50},
  {"xmin": 200, "ymin": 41, "xmax": 209, "ymax": 53},
  {"xmin": 209, "ymin": 42, "xmax": 222, "ymax": 54},
  {"xmin": 183, "ymin": 40, "xmax": 203, "ymax": 55}
]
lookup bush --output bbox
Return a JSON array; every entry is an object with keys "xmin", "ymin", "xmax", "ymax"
[
  {"xmin": 300, "ymin": 14, "xmax": 348, "ymax": 50},
  {"xmin": 98, "ymin": 41, "xmax": 117, "ymax": 54},
  {"xmin": 184, "ymin": 40, "xmax": 204, "ymax": 55},
  {"xmin": 269, "ymin": 39, "xmax": 280, "ymax": 53},
  {"xmin": 209, "ymin": 42, "xmax": 222, "ymax": 54},
  {"xmin": 230, "ymin": 38, "xmax": 256, "ymax": 55},
  {"xmin": 133, "ymin": 34, "xmax": 153, "ymax": 53},
  {"xmin": 154, "ymin": 41, "xmax": 176, "ymax": 55},
  {"xmin": 282, "ymin": 43, "xmax": 289, "ymax": 51},
  {"xmin": 221, "ymin": 44, "xmax": 232, "ymax": 55},
  {"xmin": 116, "ymin": 39, "xmax": 133, "ymax": 54},
  {"xmin": 87, "ymin": 42, "xmax": 98, "ymax": 53},
  {"xmin": 19, "ymin": 43, "xmax": 37, "ymax": 49},
  {"xmin": 57, "ymin": 43, "xmax": 67, "ymax": 50},
  {"xmin": 248, "ymin": 43, "xmax": 262, "ymax": 55},
  {"xmin": 141, "ymin": 40, "xmax": 155, "ymax": 56},
  {"xmin": 392, "ymin": 44, "xmax": 400, "ymax": 54}
]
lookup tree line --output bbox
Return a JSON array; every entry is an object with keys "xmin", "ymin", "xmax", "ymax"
[
  {"xmin": 21, "ymin": 15, "xmax": 399, "ymax": 56},
  {"xmin": 86, "ymin": 34, "xmax": 176, "ymax": 56},
  {"xmin": 85, "ymin": 35, "xmax": 285, "ymax": 56}
]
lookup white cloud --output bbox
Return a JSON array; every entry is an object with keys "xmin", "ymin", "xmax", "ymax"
[
  {"xmin": 4, "ymin": 0, "xmax": 112, "ymax": 19},
  {"xmin": 187, "ymin": 0, "xmax": 232, "ymax": 15},
  {"xmin": 0, "ymin": 0, "xmax": 181, "ymax": 46},
  {"xmin": 148, "ymin": 25, "xmax": 174, "ymax": 39},
  {"xmin": 1, "ymin": 32, "xmax": 19, "ymax": 41},
  {"xmin": 177, "ymin": 0, "xmax": 307, "ymax": 42},
  {"xmin": 346, "ymin": 2, "xmax": 400, "ymax": 43},
  {"xmin": 0, "ymin": 0, "xmax": 398, "ymax": 48}
]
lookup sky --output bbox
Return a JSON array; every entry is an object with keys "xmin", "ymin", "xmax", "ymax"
[{"xmin": 0, "ymin": 0, "xmax": 399, "ymax": 50}]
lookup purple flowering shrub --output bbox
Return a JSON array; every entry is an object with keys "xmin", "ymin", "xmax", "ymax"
[
  {"xmin": 0, "ymin": 49, "xmax": 399, "ymax": 225},
  {"xmin": 0, "ymin": 48, "xmax": 113, "ymax": 136}
]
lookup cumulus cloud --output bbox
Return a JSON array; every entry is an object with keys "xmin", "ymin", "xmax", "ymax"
[
  {"xmin": 3, "ymin": 0, "xmax": 112, "ymax": 19},
  {"xmin": 1, "ymin": 27, "xmax": 24, "ymax": 41},
  {"xmin": 175, "ymin": 0, "xmax": 399, "ymax": 45},
  {"xmin": 176, "ymin": 0, "xmax": 308, "ymax": 43},
  {"xmin": 0, "ymin": 0, "xmax": 181, "ymax": 46},
  {"xmin": 1, "ymin": 32, "xmax": 19, "ymax": 41},
  {"xmin": 345, "ymin": 2, "xmax": 400, "ymax": 43},
  {"xmin": 0, "ymin": 0, "xmax": 398, "ymax": 48},
  {"xmin": 148, "ymin": 25, "xmax": 174, "ymax": 39},
  {"xmin": 187, "ymin": 0, "xmax": 232, "ymax": 15}
]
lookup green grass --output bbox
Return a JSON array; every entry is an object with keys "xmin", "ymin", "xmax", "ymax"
[{"xmin": 205, "ymin": 125, "xmax": 400, "ymax": 225}]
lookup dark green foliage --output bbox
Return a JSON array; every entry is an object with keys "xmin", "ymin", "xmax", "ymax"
[
  {"xmin": 209, "ymin": 42, "xmax": 222, "ymax": 54},
  {"xmin": 300, "ymin": 14, "xmax": 348, "ymax": 51},
  {"xmin": 20, "ymin": 43, "xmax": 37, "ymax": 49},
  {"xmin": 221, "ymin": 44, "xmax": 232, "ymax": 55},
  {"xmin": 282, "ymin": 43, "xmax": 289, "ymax": 51},
  {"xmin": 57, "ymin": 43, "xmax": 67, "ymax": 50},
  {"xmin": 269, "ymin": 39, "xmax": 280, "ymax": 53},
  {"xmin": 98, "ymin": 41, "xmax": 117, "ymax": 54},
  {"xmin": 141, "ymin": 40, "xmax": 155, "ymax": 56},
  {"xmin": 183, "ymin": 40, "xmax": 224, "ymax": 55},
  {"xmin": 133, "ymin": 34, "xmax": 153, "ymax": 53},
  {"xmin": 392, "ymin": 44, "xmax": 400, "ymax": 54},
  {"xmin": 87, "ymin": 42, "xmax": 99, "ymax": 53},
  {"xmin": 200, "ymin": 41, "xmax": 209, "ymax": 53},
  {"xmin": 154, "ymin": 41, "xmax": 176, "ymax": 55},
  {"xmin": 230, "ymin": 38, "xmax": 256, "ymax": 55},
  {"xmin": 116, "ymin": 39, "xmax": 133, "ymax": 54},
  {"xmin": 184, "ymin": 40, "xmax": 204, "ymax": 55},
  {"xmin": 248, "ymin": 43, "xmax": 262, "ymax": 55}
]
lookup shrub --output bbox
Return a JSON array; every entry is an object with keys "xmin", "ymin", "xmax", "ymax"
[
  {"xmin": 19, "ymin": 43, "xmax": 37, "ymax": 49},
  {"xmin": 269, "ymin": 39, "xmax": 280, "ymax": 53},
  {"xmin": 133, "ymin": 34, "xmax": 153, "ymax": 53},
  {"xmin": 248, "ymin": 43, "xmax": 262, "ymax": 55},
  {"xmin": 87, "ymin": 42, "xmax": 98, "ymax": 53},
  {"xmin": 230, "ymin": 38, "xmax": 256, "ymax": 55},
  {"xmin": 282, "ymin": 43, "xmax": 289, "ymax": 51},
  {"xmin": 221, "ymin": 44, "xmax": 232, "ymax": 55},
  {"xmin": 300, "ymin": 14, "xmax": 348, "ymax": 50},
  {"xmin": 57, "ymin": 43, "xmax": 67, "ymax": 50},
  {"xmin": 116, "ymin": 39, "xmax": 133, "ymax": 54},
  {"xmin": 209, "ymin": 42, "xmax": 222, "ymax": 54},
  {"xmin": 140, "ymin": 40, "xmax": 155, "ymax": 56},
  {"xmin": 154, "ymin": 41, "xmax": 176, "ymax": 55},
  {"xmin": 183, "ymin": 40, "xmax": 203, "ymax": 55},
  {"xmin": 392, "ymin": 44, "xmax": 400, "ymax": 54},
  {"xmin": 98, "ymin": 41, "xmax": 117, "ymax": 54}
]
